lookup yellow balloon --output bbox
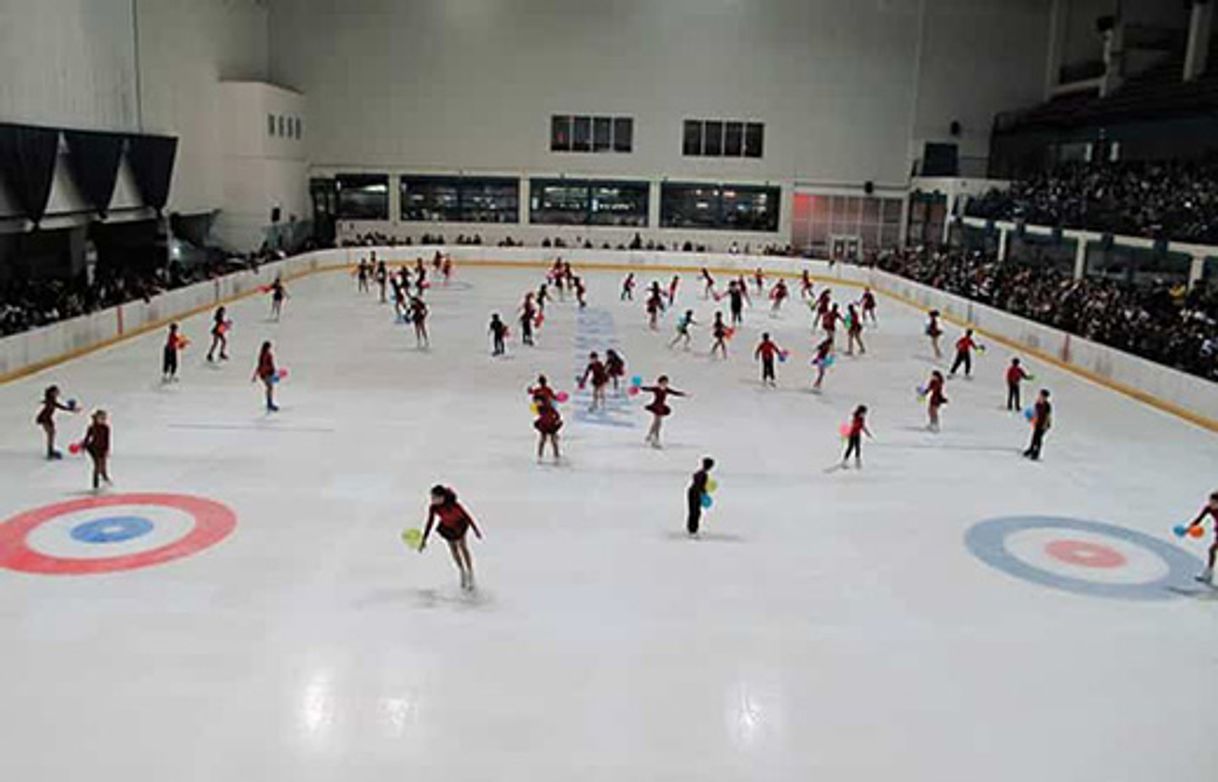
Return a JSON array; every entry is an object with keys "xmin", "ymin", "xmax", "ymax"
[
  {"xmin": 706, "ymin": 479, "xmax": 719, "ymax": 493},
  {"xmin": 401, "ymin": 528, "xmax": 423, "ymax": 549},
  {"xmin": 530, "ymin": 403, "xmax": 540, "ymax": 415}
]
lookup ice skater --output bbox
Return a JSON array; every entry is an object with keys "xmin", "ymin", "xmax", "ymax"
[
  {"xmin": 441, "ymin": 254, "xmax": 453, "ymax": 284},
  {"xmin": 769, "ymin": 279, "xmax": 789, "ymax": 315},
  {"xmin": 376, "ymin": 261, "xmax": 388, "ymax": 303},
  {"xmin": 669, "ymin": 309, "xmax": 697, "ymax": 350},
  {"xmin": 1006, "ymin": 357, "xmax": 1031, "ymax": 411},
  {"xmin": 812, "ymin": 336, "xmax": 834, "ymax": 391},
  {"xmin": 844, "ymin": 303, "xmax": 865, "ymax": 356},
  {"xmin": 605, "ymin": 349, "xmax": 626, "ymax": 393},
  {"xmin": 752, "ymin": 267, "xmax": 765, "ymax": 295},
  {"xmin": 252, "ymin": 341, "xmax": 280, "ymax": 412},
  {"xmin": 529, "ymin": 375, "xmax": 563, "ymax": 463},
  {"xmin": 861, "ymin": 287, "xmax": 877, "ymax": 325},
  {"xmin": 82, "ymin": 409, "xmax": 112, "ymax": 490},
  {"xmin": 34, "ymin": 385, "xmax": 78, "ymax": 459},
  {"xmin": 356, "ymin": 258, "xmax": 370, "ymax": 293},
  {"xmin": 710, "ymin": 312, "xmax": 730, "ymax": 359},
  {"xmin": 800, "ymin": 269, "xmax": 814, "ymax": 299},
  {"xmin": 621, "ymin": 273, "xmax": 636, "ymax": 301},
  {"xmin": 419, "ymin": 484, "xmax": 483, "ymax": 591},
  {"xmin": 1022, "ymin": 389, "xmax": 1052, "ymax": 461},
  {"xmin": 950, "ymin": 329, "xmax": 983, "ymax": 378},
  {"xmin": 573, "ymin": 276, "xmax": 588, "ymax": 309},
  {"xmin": 206, "ymin": 306, "xmax": 230, "ymax": 362},
  {"xmin": 519, "ymin": 298, "xmax": 536, "ymax": 347},
  {"xmin": 580, "ymin": 351, "xmax": 610, "ymax": 412},
  {"xmin": 667, "ymin": 274, "xmax": 680, "ymax": 304},
  {"xmin": 489, "ymin": 314, "xmax": 509, "ymax": 356},
  {"xmin": 924, "ymin": 370, "xmax": 947, "ymax": 432},
  {"xmin": 410, "ymin": 295, "xmax": 430, "ymax": 348},
  {"xmin": 1184, "ymin": 491, "xmax": 1218, "ymax": 584},
  {"xmin": 269, "ymin": 277, "xmax": 288, "ymax": 320},
  {"xmin": 646, "ymin": 284, "xmax": 665, "ymax": 330},
  {"xmin": 701, "ymin": 268, "xmax": 715, "ymax": 299},
  {"xmin": 536, "ymin": 282, "xmax": 549, "ymax": 314},
  {"xmin": 926, "ymin": 310, "xmax": 943, "ymax": 358},
  {"xmin": 727, "ymin": 280, "xmax": 746, "ymax": 326},
  {"xmin": 820, "ymin": 303, "xmax": 841, "ymax": 348},
  {"xmin": 755, "ymin": 332, "xmax": 784, "ymax": 387},
  {"xmin": 641, "ymin": 375, "xmax": 687, "ymax": 448},
  {"xmin": 686, "ymin": 456, "xmax": 715, "ymax": 536},
  {"xmin": 162, "ymin": 323, "xmax": 186, "ymax": 382},
  {"xmin": 841, "ymin": 404, "xmax": 872, "ymax": 469}
]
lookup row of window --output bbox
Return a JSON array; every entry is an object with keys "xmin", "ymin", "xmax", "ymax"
[
  {"xmin": 268, "ymin": 114, "xmax": 303, "ymax": 140},
  {"xmin": 334, "ymin": 175, "xmax": 781, "ymax": 231},
  {"xmin": 548, "ymin": 116, "xmax": 765, "ymax": 158},
  {"xmin": 550, "ymin": 116, "xmax": 633, "ymax": 153}
]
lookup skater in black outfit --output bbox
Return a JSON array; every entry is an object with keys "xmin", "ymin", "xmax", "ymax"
[
  {"xmin": 687, "ymin": 457, "xmax": 715, "ymax": 536},
  {"xmin": 489, "ymin": 314, "xmax": 508, "ymax": 356},
  {"xmin": 1022, "ymin": 389, "xmax": 1052, "ymax": 460}
]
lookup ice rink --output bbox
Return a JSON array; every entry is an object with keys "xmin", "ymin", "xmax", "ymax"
[{"xmin": 1, "ymin": 262, "xmax": 1216, "ymax": 781}]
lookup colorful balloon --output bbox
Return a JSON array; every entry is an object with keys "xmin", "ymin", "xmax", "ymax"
[
  {"xmin": 68, "ymin": 442, "xmax": 82, "ymax": 455},
  {"xmin": 630, "ymin": 375, "xmax": 643, "ymax": 387},
  {"xmin": 706, "ymin": 479, "xmax": 718, "ymax": 493},
  {"xmin": 700, "ymin": 493, "xmax": 714, "ymax": 509},
  {"xmin": 838, "ymin": 422, "xmax": 852, "ymax": 438},
  {"xmin": 401, "ymin": 528, "xmax": 423, "ymax": 550},
  {"xmin": 556, "ymin": 391, "xmax": 569, "ymax": 403},
  {"xmin": 1189, "ymin": 525, "xmax": 1206, "ymax": 539}
]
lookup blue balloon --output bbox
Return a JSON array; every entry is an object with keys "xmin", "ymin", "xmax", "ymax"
[
  {"xmin": 1023, "ymin": 407, "xmax": 1035, "ymax": 422},
  {"xmin": 700, "ymin": 492, "xmax": 713, "ymax": 509},
  {"xmin": 630, "ymin": 375, "xmax": 643, "ymax": 386},
  {"xmin": 1172, "ymin": 525, "xmax": 1187, "ymax": 538},
  {"xmin": 823, "ymin": 355, "xmax": 836, "ymax": 368}
]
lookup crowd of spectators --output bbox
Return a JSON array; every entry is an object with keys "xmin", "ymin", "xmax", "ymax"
[
  {"xmin": 0, "ymin": 252, "xmax": 271, "ymax": 338},
  {"xmin": 342, "ymin": 230, "xmax": 797, "ymax": 256},
  {"xmin": 966, "ymin": 160, "xmax": 1218, "ymax": 245},
  {"xmin": 875, "ymin": 246, "xmax": 1218, "ymax": 380}
]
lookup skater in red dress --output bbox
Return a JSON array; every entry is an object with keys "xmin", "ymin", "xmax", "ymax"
[
  {"xmin": 841, "ymin": 404, "xmax": 873, "ymax": 469},
  {"xmin": 844, "ymin": 303, "xmax": 865, "ymax": 356},
  {"xmin": 251, "ymin": 341, "xmax": 280, "ymax": 412},
  {"xmin": 580, "ymin": 351, "xmax": 610, "ymax": 412},
  {"xmin": 409, "ymin": 296, "xmax": 429, "ymax": 348},
  {"xmin": 605, "ymin": 349, "xmax": 626, "ymax": 392},
  {"xmin": 861, "ymin": 287, "xmax": 877, "ymax": 325},
  {"xmin": 621, "ymin": 273, "xmax": 636, "ymax": 301},
  {"xmin": 926, "ymin": 310, "xmax": 943, "ymax": 358},
  {"xmin": 441, "ymin": 254, "xmax": 453, "ymax": 284},
  {"xmin": 553, "ymin": 259, "xmax": 566, "ymax": 300},
  {"xmin": 710, "ymin": 312, "xmax": 730, "ymax": 359},
  {"xmin": 667, "ymin": 274, "xmax": 680, "ymax": 304},
  {"xmin": 162, "ymin": 323, "xmax": 187, "ymax": 382},
  {"xmin": 419, "ymin": 485, "xmax": 483, "ymax": 591},
  {"xmin": 206, "ymin": 306, "xmax": 230, "ymax": 362},
  {"xmin": 573, "ymin": 276, "xmax": 588, "ymax": 309},
  {"xmin": 752, "ymin": 267, "xmax": 765, "ymax": 295},
  {"xmin": 811, "ymin": 336, "xmax": 834, "ymax": 391},
  {"xmin": 821, "ymin": 304, "xmax": 841, "ymax": 347},
  {"xmin": 519, "ymin": 296, "xmax": 537, "ymax": 347},
  {"xmin": 1006, "ymin": 357, "xmax": 1031, "ymax": 411},
  {"xmin": 800, "ymin": 269, "xmax": 814, "ymax": 299},
  {"xmin": 700, "ymin": 267, "xmax": 715, "ymax": 299},
  {"xmin": 646, "ymin": 284, "xmax": 665, "ymax": 330},
  {"xmin": 82, "ymin": 409, "xmax": 112, "ymax": 490},
  {"xmin": 641, "ymin": 375, "xmax": 687, "ymax": 448},
  {"xmin": 1184, "ymin": 492, "xmax": 1218, "ymax": 584},
  {"xmin": 755, "ymin": 333, "xmax": 784, "ymax": 386},
  {"xmin": 536, "ymin": 282, "xmax": 549, "ymax": 314},
  {"xmin": 770, "ymin": 279, "xmax": 789, "ymax": 315},
  {"xmin": 529, "ymin": 375, "xmax": 563, "ymax": 462},
  {"xmin": 924, "ymin": 370, "xmax": 947, "ymax": 431},
  {"xmin": 34, "ymin": 385, "xmax": 78, "ymax": 459},
  {"xmin": 815, "ymin": 289, "xmax": 832, "ymax": 318}
]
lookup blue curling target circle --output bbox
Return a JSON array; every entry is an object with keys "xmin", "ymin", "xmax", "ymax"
[
  {"xmin": 70, "ymin": 516, "xmax": 155, "ymax": 544},
  {"xmin": 965, "ymin": 516, "xmax": 1203, "ymax": 601}
]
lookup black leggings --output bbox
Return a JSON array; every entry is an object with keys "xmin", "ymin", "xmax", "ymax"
[
  {"xmin": 1025, "ymin": 427, "xmax": 1047, "ymax": 459},
  {"xmin": 162, "ymin": 348, "xmax": 177, "ymax": 376},
  {"xmin": 762, "ymin": 358, "xmax": 774, "ymax": 381},
  {"xmin": 686, "ymin": 491, "xmax": 702, "ymax": 534},
  {"xmin": 843, "ymin": 434, "xmax": 861, "ymax": 462},
  {"xmin": 1007, "ymin": 384, "xmax": 1021, "ymax": 411},
  {"xmin": 950, "ymin": 351, "xmax": 971, "ymax": 376}
]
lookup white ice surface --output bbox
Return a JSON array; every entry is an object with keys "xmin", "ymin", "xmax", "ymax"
[{"xmin": 1, "ymin": 266, "xmax": 1216, "ymax": 781}]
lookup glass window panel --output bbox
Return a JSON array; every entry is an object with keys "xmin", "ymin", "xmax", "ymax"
[
  {"xmin": 278, "ymin": 116, "xmax": 286, "ymax": 136},
  {"xmin": 883, "ymin": 198, "xmax": 903, "ymax": 223},
  {"xmin": 530, "ymin": 179, "xmax": 591, "ymax": 225},
  {"xmin": 400, "ymin": 176, "xmax": 462, "ymax": 222},
  {"xmin": 744, "ymin": 123, "xmax": 764, "ymax": 157},
  {"xmin": 720, "ymin": 185, "xmax": 781, "ymax": 232},
  {"xmin": 593, "ymin": 117, "xmax": 612, "ymax": 152},
  {"xmin": 683, "ymin": 120, "xmax": 703, "ymax": 156},
  {"xmin": 862, "ymin": 198, "xmax": 881, "ymax": 222},
  {"xmin": 724, "ymin": 122, "xmax": 743, "ymax": 157},
  {"xmin": 572, "ymin": 117, "xmax": 592, "ymax": 152},
  {"xmin": 704, "ymin": 121, "xmax": 723, "ymax": 156},
  {"xmin": 589, "ymin": 181, "xmax": 649, "ymax": 226},
  {"xmin": 336, "ymin": 174, "xmax": 389, "ymax": 220},
  {"xmin": 551, "ymin": 115, "xmax": 572, "ymax": 152},
  {"xmin": 661, "ymin": 183, "xmax": 721, "ymax": 228},
  {"xmin": 613, "ymin": 117, "xmax": 632, "ymax": 152},
  {"xmin": 460, "ymin": 177, "xmax": 519, "ymax": 223},
  {"xmin": 268, "ymin": 114, "xmax": 275, "ymax": 136}
]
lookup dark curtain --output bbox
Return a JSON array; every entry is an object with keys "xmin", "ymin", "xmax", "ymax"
[
  {"xmin": 64, "ymin": 130, "xmax": 125, "ymax": 218},
  {"xmin": 127, "ymin": 134, "xmax": 178, "ymax": 214},
  {"xmin": 0, "ymin": 124, "xmax": 60, "ymax": 227}
]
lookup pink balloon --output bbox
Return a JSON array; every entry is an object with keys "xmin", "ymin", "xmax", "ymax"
[
  {"xmin": 838, "ymin": 423, "xmax": 851, "ymax": 437},
  {"xmin": 556, "ymin": 391, "xmax": 569, "ymax": 403},
  {"xmin": 277, "ymin": 368, "xmax": 289, "ymax": 379}
]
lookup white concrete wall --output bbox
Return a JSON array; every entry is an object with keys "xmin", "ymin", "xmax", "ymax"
[
  {"xmin": 217, "ymin": 82, "xmax": 309, "ymax": 251},
  {"xmin": 5, "ymin": 245, "xmax": 1214, "ymax": 430}
]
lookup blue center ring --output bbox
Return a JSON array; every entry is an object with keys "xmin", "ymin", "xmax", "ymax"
[{"xmin": 70, "ymin": 516, "xmax": 155, "ymax": 544}]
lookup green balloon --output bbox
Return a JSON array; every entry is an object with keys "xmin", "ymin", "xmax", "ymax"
[{"xmin": 402, "ymin": 528, "xmax": 423, "ymax": 549}]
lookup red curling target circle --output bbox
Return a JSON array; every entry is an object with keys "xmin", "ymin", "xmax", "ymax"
[{"xmin": 0, "ymin": 493, "xmax": 236, "ymax": 575}]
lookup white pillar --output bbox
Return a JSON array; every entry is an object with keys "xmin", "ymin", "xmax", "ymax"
[
  {"xmin": 1185, "ymin": 1, "xmax": 1214, "ymax": 81},
  {"xmin": 1101, "ymin": 25, "xmax": 1125, "ymax": 97},
  {"xmin": 1044, "ymin": 0, "xmax": 1068, "ymax": 98},
  {"xmin": 1073, "ymin": 237, "xmax": 1088, "ymax": 280},
  {"xmin": 997, "ymin": 226, "xmax": 1009, "ymax": 262},
  {"xmin": 1189, "ymin": 252, "xmax": 1206, "ymax": 288}
]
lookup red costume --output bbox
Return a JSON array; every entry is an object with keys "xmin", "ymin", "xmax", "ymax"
[{"xmin": 642, "ymin": 386, "xmax": 685, "ymax": 417}]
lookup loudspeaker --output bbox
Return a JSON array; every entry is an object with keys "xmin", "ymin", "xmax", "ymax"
[
  {"xmin": 271, "ymin": 206, "xmax": 281, "ymax": 224},
  {"xmin": 863, "ymin": 181, "xmax": 875, "ymax": 195},
  {"xmin": 949, "ymin": 120, "xmax": 962, "ymax": 137}
]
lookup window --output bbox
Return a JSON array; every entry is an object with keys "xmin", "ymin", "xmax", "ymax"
[
  {"xmin": 551, "ymin": 115, "xmax": 633, "ymax": 153},
  {"xmin": 336, "ymin": 174, "xmax": 389, "ymax": 220},
  {"xmin": 683, "ymin": 119, "xmax": 764, "ymax": 158},
  {"xmin": 661, "ymin": 182, "xmax": 780, "ymax": 231},
  {"xmin": 268, "ymin": 114, "xmax": 276, "ymax": 136},
  {"xmin": 530, "ymin": 179, "xmax": 648, "ymax": 226},
  {"xmin": 399, "ymin": 176, "xmax": 519, "ymax": 223},
  {"xmin": 278, "ymin": 116, "xmax": 286, "ymax": 137},
  {"xmin": 791, "ymin": 193, "xmax": 904, "ymax": 252}
]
